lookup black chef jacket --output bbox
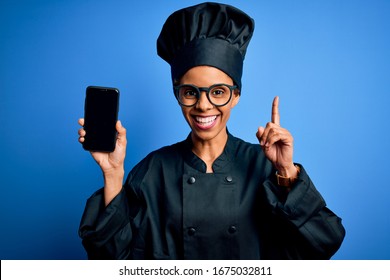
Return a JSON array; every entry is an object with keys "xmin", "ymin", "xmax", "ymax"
[{"xmin": 79, "ymin": 132, "xmax": 345, "ymax": 259}]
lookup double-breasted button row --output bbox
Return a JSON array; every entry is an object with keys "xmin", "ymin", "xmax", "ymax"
[
  {"xmin": 186, "ymin": 226, "xmax": 237, "ymax": 236},
  {"xmin": 187, "ymin": 176, "xmax": 233, "ymax": 184}
]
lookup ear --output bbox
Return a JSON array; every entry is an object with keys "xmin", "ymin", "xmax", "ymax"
[{"xmin": 231, "ymin": 90, "xmax": 240, "ymax": 108}]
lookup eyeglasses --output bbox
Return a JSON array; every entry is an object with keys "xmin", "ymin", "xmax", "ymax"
[{"xmin": 173, "ymin": 84, "xmax": 237, "ymax": 107}]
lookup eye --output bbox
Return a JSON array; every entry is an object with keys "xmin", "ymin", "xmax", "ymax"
[
  {"xmin": 210, "ymin": 87, "xmax": 227, "ymax": 97},
  {"xmin": 184, "ymin": 89, "xmax": 197, "ymax": 97},
  {"xmin": 179, "ymin": 86, "xmax": 198, "ymax": 99}
]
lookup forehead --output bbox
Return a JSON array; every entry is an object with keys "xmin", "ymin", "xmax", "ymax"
[{"xmin": 179, "ymin": 66, "xmax": 233, "ymax": 86}]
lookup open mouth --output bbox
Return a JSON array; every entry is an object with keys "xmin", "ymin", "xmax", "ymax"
[{"xmin": 193, "ymin": 115, "xmax": 218, "ymax": 129}]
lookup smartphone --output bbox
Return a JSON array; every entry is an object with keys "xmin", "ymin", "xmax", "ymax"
[{"xmin": 83, "ymin": 86, "xmax": 120, "ymax": 152}]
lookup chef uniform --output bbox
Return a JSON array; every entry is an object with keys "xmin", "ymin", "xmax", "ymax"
[{"xmin": 79, "ymin": 2, "xmax": 345, "ymax": 260}]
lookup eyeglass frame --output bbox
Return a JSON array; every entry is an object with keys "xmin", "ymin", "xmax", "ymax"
[{"xmin": 173, "ymin": 83, "xmax": 238, "ymax": 107}]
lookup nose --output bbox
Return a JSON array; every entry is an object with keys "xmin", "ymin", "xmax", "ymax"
[{"xmin": 195, "ymin": 91, "xmax": 213, "ymax": 111}]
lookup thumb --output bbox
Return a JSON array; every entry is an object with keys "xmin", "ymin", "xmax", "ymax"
[
  {"xmin": 256, "ymin": 126, "xmax": 265, "ymax": 143},
  {"xmin": 116, "ymin": 120, "xmax": 127, "ymax": 144},
  {"xmin": 116, "ymin": 120, "xmax": 126, "ymax": 134}
]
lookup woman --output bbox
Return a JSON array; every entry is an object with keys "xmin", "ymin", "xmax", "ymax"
[{"xmin": 78, "ymin": 2, "xmax": 345, "ymax": 259}]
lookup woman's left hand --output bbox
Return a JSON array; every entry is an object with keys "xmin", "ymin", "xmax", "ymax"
[{"xmin": 256, "ymin": 96, "xmax": 297, "ymax": 177}]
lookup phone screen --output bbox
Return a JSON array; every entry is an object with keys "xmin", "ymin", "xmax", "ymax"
[{"xmin": 83, "ymin": 86, "xmax": 120, "ymax": 152}]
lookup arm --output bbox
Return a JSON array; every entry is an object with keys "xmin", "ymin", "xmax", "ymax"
[
  {"xmin": 263, "ymin": 165, "xmax": 345, "ymax": 259},
  {"xmin": 78, "ymin": 118, "xmax": 126, "ymax": 206},
  {"xmin": 79, "ymin": 188, "xmax": 133, "ymax": 259},
  {"xmin": 256, "ymin": 97, "xmax": 345, "ymax": 259},
  {"xmin": 78, "ymin": 119, "xmax": 133, "ymax": 259}
]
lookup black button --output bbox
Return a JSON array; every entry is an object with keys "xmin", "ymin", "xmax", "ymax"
[
  {"xmin": 188, "ymin": 227, "xmax": 196, "ymax": 236},
  {"xmin": 188, "ymin": 177, "xmax": 196, "ymax": 184},
  {"xmin": 225, "ymin": 176, "xmax": 233, "ymax": 182},
  {"xmin": 228, "ymin": 226, "xmax": 237, "ymax": 234}
]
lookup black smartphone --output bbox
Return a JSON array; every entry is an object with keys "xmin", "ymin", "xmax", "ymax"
[{"xmin": 83, "ymin": 86, "xmax": 120, "ymax": 152}]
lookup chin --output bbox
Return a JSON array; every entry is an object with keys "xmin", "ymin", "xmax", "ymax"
[{"xmin": 190, "ymin": 126, "xmax": 227, "ymax": 142}]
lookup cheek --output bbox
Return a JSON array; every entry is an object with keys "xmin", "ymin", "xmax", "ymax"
[
  {"xmin": 231, "ymin": 94, "xmax": 240, "ymax": 108},
  {"xmin": 181, "ymin": 107, "xmax": 189, "ymax": 115},
  {"xmin": 221, "ymin": 97, "xmax": 239, "ymax": 120},
  {"xmin": 181, "ymin": 107, "xmax": 192, "ymax": 122},
  {"xmin": 220, "ymin": 108, "xmax": 232, "ymax": 122}
]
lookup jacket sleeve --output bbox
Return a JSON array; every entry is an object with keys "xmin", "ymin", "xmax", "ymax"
[
  {"xmin": 79, "ymin": 151, "xmax": 156, "ymax": 260},
  {"xmin": 78, "ymin": 187, "xmax": 135, "ymax": 259},
  {"xmin": 262, "ymin": 164, "xmax": 346, "ymax": 259}
]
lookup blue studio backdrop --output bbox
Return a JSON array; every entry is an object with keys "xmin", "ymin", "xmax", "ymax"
[{"xmin": 1, "ymin": 0, "xmax": 389, "ymax": 259}]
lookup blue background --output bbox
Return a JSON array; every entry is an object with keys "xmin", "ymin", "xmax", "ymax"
[{"xmin": 1, "ymin": 0, "xmax": 389, "ymax": 259}]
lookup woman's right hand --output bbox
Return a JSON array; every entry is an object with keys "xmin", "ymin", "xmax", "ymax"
[{"xmin": 78, "ymin": 118, "xmax": 127, "ymax": 205}]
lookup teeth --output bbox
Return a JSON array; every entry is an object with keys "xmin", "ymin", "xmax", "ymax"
[{"xmin": 195, "ymin": 116, "xmax": 217, "ymax": 124}]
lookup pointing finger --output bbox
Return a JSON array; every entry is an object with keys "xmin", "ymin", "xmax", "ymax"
[{"xmin": 271, "ymin": 96, "xmax": 280, "ymax": 125}]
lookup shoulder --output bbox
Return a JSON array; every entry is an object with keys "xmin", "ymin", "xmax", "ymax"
[
  {"xmin": 229, "ymin": 133, "xmax": 264, "ymax": 157},
  {"xmin": 228, "ymin": 133, "xmax": 273, "ymax": 174},
  {"xmin": 125, "ymin": 140, "xmax": 186, "ymax": 183},
  {"xmin": 146, "ymin": 139, "xmax": 186, "ymax": 162}
]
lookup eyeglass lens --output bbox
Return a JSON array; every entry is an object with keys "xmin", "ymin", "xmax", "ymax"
[{"xmin": 176, "ymin": 84, "xmax": 233, "ymax": 106}]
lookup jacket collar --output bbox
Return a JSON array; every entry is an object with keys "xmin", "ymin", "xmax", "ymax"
[{"xmin": 182, "ymin": 129, "xmax": 237, "ymax": 173}]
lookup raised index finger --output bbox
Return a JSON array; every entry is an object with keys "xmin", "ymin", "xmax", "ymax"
[{"xmin": 271, "ymin": 96, "xmax": 280, "ymax": 125}]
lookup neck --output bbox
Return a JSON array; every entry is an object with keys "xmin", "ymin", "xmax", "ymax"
[{"xmin": 191, "ymin": 129, "xmax": 228, "ymax": 173}]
